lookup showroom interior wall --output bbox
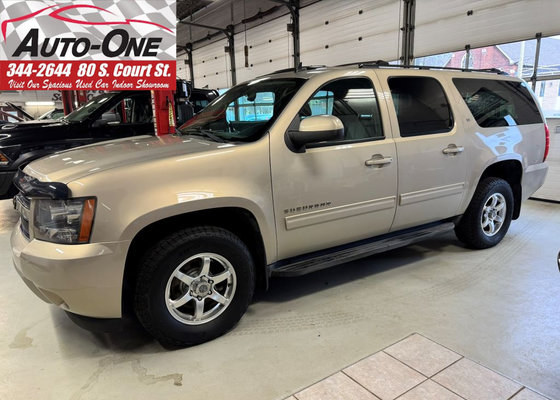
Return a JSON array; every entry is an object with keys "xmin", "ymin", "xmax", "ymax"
[{"xmin": 179, "ymin": 0, "xmax": 560, "ymax": 88}]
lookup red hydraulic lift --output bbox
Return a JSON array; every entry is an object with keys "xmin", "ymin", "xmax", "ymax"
[
  {"xmin": 61, "ymin": 90, "xmax": 88, "ymax": 115},
  {"xmin": 151, "ymin": 90, "xmax": 176, "ymax": 136},
  {"xmin": 60, "ymin": 89, "xmax": 177, "ymax": 136}
]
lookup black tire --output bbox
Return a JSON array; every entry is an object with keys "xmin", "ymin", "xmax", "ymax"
[
  {"xmin": 134, "ymin": 226, "xmax": 254, "ymax": 347},
  {"xmin": 455, "ymin": 177, "xmax": 514, "ymax": 249}
]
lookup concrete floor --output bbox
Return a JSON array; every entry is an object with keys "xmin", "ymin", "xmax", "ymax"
[{"xmin": 0, "ymin": 199, "xmax": 558, "ymax": 400}]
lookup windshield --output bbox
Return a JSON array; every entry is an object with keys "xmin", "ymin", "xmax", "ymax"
[
  {"xmin": 179, "ymin": 78, "xmax": 305, "ymax": 142},
  {"xmin": 65, "ymin": 93, "xmax": 117, "ymax": 123}
]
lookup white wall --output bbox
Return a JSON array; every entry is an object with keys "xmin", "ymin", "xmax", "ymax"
[
  {"xmin": 414, "ymin": 0, "xmax": 560, "ymax": 57},
  {"xmin": 190, "ymin": 0, "xmax": 401, "ymax": 89},
  {"xmin": 189, "ymin": 0, "xmax": 560, "ymax": 89},
  {"xmin": 299, "ymin": 0, "xmax": 401, "ymax": 66}
]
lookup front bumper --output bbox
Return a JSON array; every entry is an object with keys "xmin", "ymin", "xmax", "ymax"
[{"xmin": 11, "ymin": 223, "xmax": 131, "ymax": 318}]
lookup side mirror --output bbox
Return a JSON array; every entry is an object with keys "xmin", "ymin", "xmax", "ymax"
[
  {"xmin": 92, "ymin": 112, "xmax": 120, "ymax": 128},
  {"xmin": 288, "ymin": 115, "xmax": 344, "ymax": 152}
]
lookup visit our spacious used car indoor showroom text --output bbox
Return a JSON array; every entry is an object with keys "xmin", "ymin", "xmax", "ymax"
[{"xmin": 0, "ymin": 1, "xmax": 559, "ymax": 399}]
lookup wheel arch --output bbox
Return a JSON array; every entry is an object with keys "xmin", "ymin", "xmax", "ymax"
[
  {"xmin": 122, "ymin": 207, "xmax": 268, "ymax": 315},
  {"xmin": 477, "ymin": 159, "xmax": 523, "ymax": 219}
]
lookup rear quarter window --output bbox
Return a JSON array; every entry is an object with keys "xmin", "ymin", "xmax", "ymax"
[{"xmin": 453, "ymin": 78, "xmax": 542, "ymax": 127}]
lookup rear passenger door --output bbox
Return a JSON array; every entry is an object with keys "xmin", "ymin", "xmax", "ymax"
[{"xmin": 381, "ymin": 73, "xmax": 468, "ymax": 231}]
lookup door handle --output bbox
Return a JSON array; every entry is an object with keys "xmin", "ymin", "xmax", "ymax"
[
  {"xmin": 442, "ymin": 144, "xmax": 464, "ymax": 155},
  {"xmin": 365, "ymin": 154, "xmax": 393, "ymax": 167}
]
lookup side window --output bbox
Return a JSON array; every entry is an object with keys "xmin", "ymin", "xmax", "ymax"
[
  {"xmin": 300, "ymin": 78, "xmax": 384, "ymax": 142},
  {"xmin": 97, "ymin": 95, "xmax": 152, "ymax": 125},
  {"xmin": 453, "ymin": 78, "xmax": 542, "ymax": 127},
  {"xmin": 308, "ymin": 90, "xmax": 334, "ymax": 115},
  {"xmin": 388, "ymin": 77, "xmax": 453, "ymax": 137},
  {"xmin": 226, "ymin": 92, "xmax": 275, "ymax": 122}
]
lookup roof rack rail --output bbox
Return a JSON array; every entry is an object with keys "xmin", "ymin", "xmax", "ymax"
[
  {"xmin": 270, "ymin": 65, "xmax": 326, "ymax": 74},
  {"xmin": 335, "ymin": 60, "xmax": 508, "ymax": 75}
]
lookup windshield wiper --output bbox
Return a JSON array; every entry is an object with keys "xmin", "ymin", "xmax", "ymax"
[{"xmin": 183, "ymin": 128, "xmax": 226, "ymax": 143}]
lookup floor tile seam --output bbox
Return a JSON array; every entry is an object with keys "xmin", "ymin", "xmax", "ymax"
[
  {"xmin": 380, "ymin": 350, "xmax": 430, "ymax": 378},
  {"xmin": 449, "ymin": 356, "xmax": 527, "ymax": 392},
  {"xmin": 506, "ymin": 386, "xmax": 526, "ymax": 400},
  {"xmin": 428, "ymin": 355, "xmax": 465, "ymax": 379},
  {"xmin": 380, "ymin": 348, "xmax": 464, "ymax": 380},
  {"xmin": 393, "ymin": 378, "xmax": 468, "ymax": 400},
  {"xmin": 411, "ymin": 332, "xmax": 464, "ymax": 362},
  {"xmin": 284, "ymin": 333, "xmax": 423, "ymax": 400},
  {"xmin": 506, "ymin": 386, "xmax": 554, "ymax": 400},
  {"xmin": 339, "ymin": 369, "xmax": 384, "ymax": 400}
]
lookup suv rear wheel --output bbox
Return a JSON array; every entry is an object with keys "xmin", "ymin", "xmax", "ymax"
[
  {"xmin": 134, "ymin": 226, "xmax": 254, "ymax": 347},
  {"xmin": 455, "ymin": 177, "xmax": 514, "ymax": 249}
]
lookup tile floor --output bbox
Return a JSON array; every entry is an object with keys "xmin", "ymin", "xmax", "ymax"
[{"xmin": 287, "ymin": 334, "xmax": 551, "ymax": 400}]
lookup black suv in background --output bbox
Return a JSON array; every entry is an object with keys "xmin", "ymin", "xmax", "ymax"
[{"xmin": 0, "ymin": 91, "xmax": 153, "ymax": 198}]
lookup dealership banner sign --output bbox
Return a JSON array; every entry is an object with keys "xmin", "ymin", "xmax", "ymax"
[{"xmin": 0, "ymin": 0, "xmax": 176, "ymax": 90}]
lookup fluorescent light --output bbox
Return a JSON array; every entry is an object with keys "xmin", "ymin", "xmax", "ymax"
[{"xmin": 25, "ymin": 101, "xmax": 55, "ymax": 106}]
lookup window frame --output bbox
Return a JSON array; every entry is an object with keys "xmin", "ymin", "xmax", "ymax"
[
  {"xmin": 452, "ymin": 77, "xmax": 543, "ymax": 128},
  {"xmin": 296, "ymin": 76, "xmax": 386, "ymax": 150},
  {"xmin": 387, "ymin": 75, "xmax": 455, "ymax": 138}
]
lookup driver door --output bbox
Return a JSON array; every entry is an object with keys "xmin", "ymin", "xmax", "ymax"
[{"xmin": 270, "ymin": 75, "xmax": 398, "ymax": 260}]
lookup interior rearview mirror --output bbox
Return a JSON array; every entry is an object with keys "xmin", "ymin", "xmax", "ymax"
[{"xmin": 288, "ymin": 115, "xmax": 344, "ymax": 152}]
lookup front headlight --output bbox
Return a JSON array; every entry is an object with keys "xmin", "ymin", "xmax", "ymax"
[{"xmin": 33, "ymin": 198, "xmax": 96, "ymax": 244}]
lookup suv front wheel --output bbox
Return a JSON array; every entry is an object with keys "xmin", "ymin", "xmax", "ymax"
[
  {"xmin": 134, "ymin": 226, "xmax": 254, "ymax": 347},
  {"xmin": 455, "ymin": 177, "xmax": 514, "ymax": 249}
]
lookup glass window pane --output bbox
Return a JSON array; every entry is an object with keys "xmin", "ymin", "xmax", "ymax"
[
  {"xmin": 300, "ymin": 78, "xmax": 384, "ymax": 143},
  {"xmin": 388, "ymin": 77, "xmax": 453, "ymax": 136},
  {"xmin": 226, "ymin": 92, "xmax": 275, "ymax": 122},
  {"xmin": 537, "ymin": 79, "xmax": 560, "ymax": 119},
  {"xmin": 415, "ymin": 38, "xmax": 536, "ymax": 78},
  {"xmin": 453, "ymin": 78, "xmax": 542, "ymax": 127},
  {"xmin": 537, "ymin": 35, "xmax": 560, "ymax": 77}
]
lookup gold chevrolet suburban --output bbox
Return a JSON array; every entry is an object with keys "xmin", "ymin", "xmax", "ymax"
[{"xmin": 11, "ymin": 64, "xmax": 549, "ymax": 346}]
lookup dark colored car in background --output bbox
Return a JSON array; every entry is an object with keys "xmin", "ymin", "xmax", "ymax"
[
  {"xmin": 37, "ymin": 108, "xmax": 65, "ymax": 121},
  {"xmin": 190, "ymin": 88, "xmax": 219, "ymax": 113},
  {"xmin": 0, "ymin": 91, "xmax": 153, "ymax": 198}
]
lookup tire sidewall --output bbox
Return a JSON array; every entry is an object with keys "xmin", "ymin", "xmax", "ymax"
[
  {"xmin": 472, "ymin": 180, "xmax": 514, "ymax": 247},
  {"xmin": 135, "ymin": 230, "xmax": 254, "ymax": 345}
]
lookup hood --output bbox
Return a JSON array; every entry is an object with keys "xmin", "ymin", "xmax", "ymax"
[
  {"xmin": 0, "ymin": 119, "xmax": 63, "ymax": 131},
  {"xmin": 24, "ymin": 134, "xmax": 236, "ymax": 183}
]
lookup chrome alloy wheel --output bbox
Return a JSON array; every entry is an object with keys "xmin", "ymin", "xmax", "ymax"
[
  {"xmin": 165, "ymin": 253, "xmax": 237, "ymax": 325},
  {"xmin": 481, "ymin": 193, "xmax": 506, "ymax": 237}
]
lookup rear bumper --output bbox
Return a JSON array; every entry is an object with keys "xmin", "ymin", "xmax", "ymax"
[
  {"xmin": 11, "ymin": 223, "xmax": 130, "ymax": 318},
  {"xmin": 522, "ymin": 162, "xmax": 548, "ymax": 201}
]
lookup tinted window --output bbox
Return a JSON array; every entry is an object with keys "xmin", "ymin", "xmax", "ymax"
[
  {"xmin": 97, "ymin": 94, "xmax": 152, "ymax": 125},
  {"xmin": 453, "ymin": 78, "xmax": 542, "ymax": 127},
  {"xmin": 388, "ymin": 77, "xmax": 453, "ymax": 136},
  {"xmin": 300, "ymin": 78, "xmax": 383, "ymax": 142}
]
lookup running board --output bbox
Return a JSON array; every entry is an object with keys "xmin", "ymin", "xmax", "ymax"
[{"xmin": 268, "ymin": 222, "xmax": 455, "ymax": 277}]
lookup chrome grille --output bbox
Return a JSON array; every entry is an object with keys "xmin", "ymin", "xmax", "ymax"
[{"xmin": 14, "ymin": 193, "xmax": 31, "ymax": 239}]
